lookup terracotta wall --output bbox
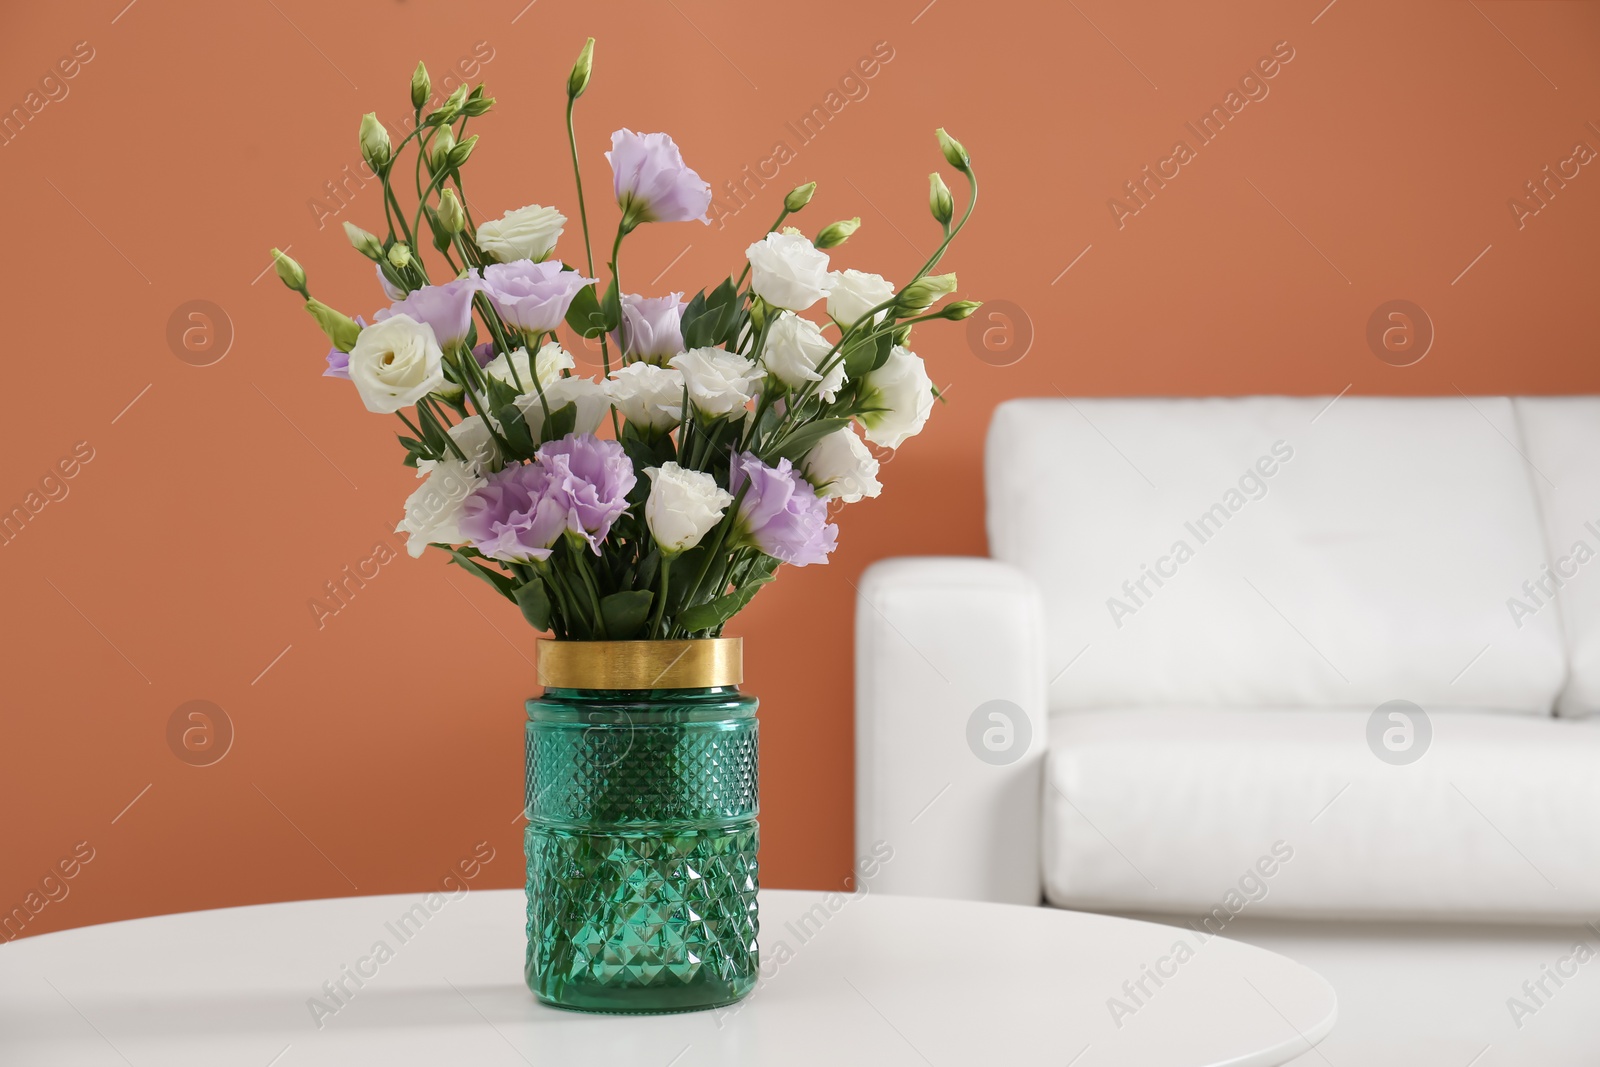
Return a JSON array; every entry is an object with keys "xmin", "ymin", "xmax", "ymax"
[{"xmin": 2, "ymin": 0, "xmax": 1597, "ymax": 937}]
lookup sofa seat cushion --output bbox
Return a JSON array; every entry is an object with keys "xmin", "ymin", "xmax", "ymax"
[
  {"xmin": 1044, "ymin": 708, "xmax": 1600, "ymax": 922},
  {"xmin": 987, "ymin": 397, "xmax": 1565, "ymax": 713}
]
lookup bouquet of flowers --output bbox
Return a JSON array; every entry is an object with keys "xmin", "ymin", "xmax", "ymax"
[{"xmin": 270, "ymin": 39, "xmax": 978, "ymax": 641}]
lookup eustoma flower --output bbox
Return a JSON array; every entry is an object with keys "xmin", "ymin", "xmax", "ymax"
[
  {"xmin": 607, "ymin": 129, "xmax": 712, "ymax": 227},
  {"xmin": 323, "ymin": 316, "xmax": 366, "ymax": 379},
  {"xmin": 728, "ymin": 451, "xmax": 837, "ymax": 566},
  {"xmin": 746, "ymin": 231, "xmax": 831, "ymax": 311},
  {"xmin": 397, "ymin": 459, "xmax": 488, "ymax": 558},
  {"xmin": 516, "ymin": 375, "xmax": 612, "ymax": 435},
  {"xmin": 475, "ymin": 204, "xmax": 566, "ymax": 263},
  {"xmin": 644, "ymin": 463, "xmax": 733, "ymax": 555},
  {"xmin": 857, "ymin": 345, "xmax": 934, "ymax": 449},
  {"xmin": 617, "ymin": 292, "xmax": 686, "ymax": 364},
  {"xmin": 346, "ymin": 314, "xmax": 445, "ymax": 413},
  {"xmin": 826, "ymin": 269, "xmax": 896, "ymax": 326},
  {"xmin": 605, "ymin": 363, "xmax": 684, "ymax": 431},
  {"xmin": 485, "ymin": 342, "xmax": 574, "ymax": 391},
  {"xmin": 761, "ymin": 312, "xmax": 843, "ymax": 400},
  {"xmin": 671, "ymin": 348, "xmax": 763, "ymax": 419},
  {"xmin": 480, "ymin": 260, "xmax": 595, "ymax": 334},
  {"xmin": 459, "ymin": 463, "xmax": 567, "ymax": 564},
  {"xmin": 802, "ymin": 425, "xmax": 882, "ymax": 503},
  {"xmin": 375, "ymin": 275, "xmax": 482, "ymax": 349},
  {"xmin": 536, "ymin": 434, "xmax": 637, "ymax": 552}
]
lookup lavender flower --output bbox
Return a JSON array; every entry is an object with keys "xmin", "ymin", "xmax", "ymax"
[
  {"xmin": 376, "ymin": 262, "xmax": 405, "ymax": 301},
  {"xmin": 459, "ymin": 463, "xmax": 567, "ymax": 564},
  {"xmin": 607, "ymin": 129, "xmax": 712, "ymax": 227},
  {"xmin": 479, "ymin": 260, "xmax": 596, "ymax": 334},
  {"xmin": 728, "ymin": 451, "xmax": 838, "ymax": 567},
  {"xmin": 375, "ymin": 275, "xmax": 482, "ymax": 349},
  {"xmin": 323, "ymin": 316, "xmax": 364, "ymax": 379},
  {"xmin": 616, "ymin": 292, "xmax": 686, "ymax": 364},
  {"xmin": 536, "ymin": 434, "xmax": 637, "ymax": 552}
]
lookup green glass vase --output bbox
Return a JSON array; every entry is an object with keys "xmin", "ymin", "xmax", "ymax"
[{"xmin": 524, "ymin": 639, "xmax": 759, "ymax": 1014}]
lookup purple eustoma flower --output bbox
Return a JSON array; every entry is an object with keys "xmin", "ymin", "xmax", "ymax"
[
  {"xmin": 607, "ymin": 129, "xmax": 712, "ymax": 227},
  {"xmin": 479, "ymin": 260, "xmax": 596, "ymax": 335},
  {"xmin": 375, "ymin": 275, "xmax": 482, "ymax": 349},
  {"xmin": 536, "ymin": 434, "xmax": 637, "ymax": 552},
  {"xmin": 459, "ymin": 463, "xmax": 567, "ymax": 564},
  {"xmin": 616, "ymin": 292, "xmax": 687, "ymax": 364},
  {"xmin": 323, "ymin": 316, "xmax": 365, "ymax": 379},
  {"xmin": 728, "ymin": 451, "xmax": 837, "ymax": 567}
]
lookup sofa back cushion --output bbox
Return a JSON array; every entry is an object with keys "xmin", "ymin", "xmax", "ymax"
[
  {"xmin": 1513, "ymin": 396, "xmax": 1600, "ymax": 718},
  {"xmin": 986, "ymin": 396, "xmax": 1563, "ymax": 713}
]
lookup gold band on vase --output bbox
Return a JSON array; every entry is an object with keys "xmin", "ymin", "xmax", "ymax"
[{"xmin": 536, "ymin": 638, "xmax": 743, "ymax": 690}]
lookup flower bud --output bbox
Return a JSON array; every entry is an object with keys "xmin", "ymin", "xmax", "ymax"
[
  {"xmin": 342, "ymin": 221, "xmax": 383, "ymax": 260},
  {"xmin": 928, "ymin": 172, "xmax": 954, "ymax": 225},
  {"xmin": 941, "ymin": 299, "xmax": 982, "ymax": 321},
  {"xmin": 358, "ymin": 112, "xmax": 390, "ymax": 169},
  {"xmin": 447, "ymin": 133, "xmax": 479, "ymax": 170},
  {"xmin": 270, "ymin": 248, "xmax": 306, "ymax": 295},
  {"xmin": 935, "ymin": 127, "xmax": 970, "ymax": 172},
  {"xmin": 784, "ymin": 181, "xmax": 817, "ymax": 213},
  {"xmin": 411, "ymin": 62, "xmax": 431, "ymax": 110},
  {"xmin": 436, "ymin": 189, "xmax": 466, "ymax": 236},
  {"xmin": 387, "ymin": 243, "xmax": 413, "ymax": 270},
  {"xmin": 814, "ymin": 216, "xmax": 860, "ymax": 249},
  {"xmin": 305, "ymin": 298, "xmax": 362, "ymax": 352},
  {"xmin": 895, "ymin": 272, "xmax": 957, "ymax": 314},
  {"xmin": 462, "ymin": 85, "xmax": 494, "ymax": 118},
  {"xmin": 568, "ymin": 37, "xmax": 595, "ymax": 99},
  {"xmin": 427, "ymin": 126, "xmax": 455, "ymax": 171}
]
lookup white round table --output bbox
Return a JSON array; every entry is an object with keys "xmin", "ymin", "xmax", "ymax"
[{"xmin": 0, "ymin": 889, "xmax": 1334, "ymax": 1066}]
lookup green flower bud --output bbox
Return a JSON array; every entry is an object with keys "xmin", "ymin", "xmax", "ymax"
[
  {"xmin": 447, "ymin": 134, "xmax": 479, "ymax": 170},
  {"xmin": 896, "ymin": 272, "xmax": 958, "ymax": 313},
  {"xmin": 305, "ymin": 298, "xmax": 362, "ymax": 352},
  {"xmin": 427, "ymin": 126, "xmax": 455, "ymax": 171},
  {"xmin": 462, "ymin": 84, "xmax": 494, "ymax": 118},
  {"xmin": 411, "ymin": 61, "xmax": 431, "ymax": 110},
  {"xmin": 342, "ymin": 221, "xmax": 383, "ymax": 260},
  {"xmin": 387, "ymin": 243, "xmax": 413, "ymax": 269},
  {"xmin": 270, "ymin": 248, "xmax": 306, "ymax": 295},
  {"xmin": 928, "ymin": 172, "xmax": 954, "ymax": 225},
  {"xmin": 935, "ymin": 127, "xmax": 970, "ymax": 172},
  {"xmin": 358, "ymin": 112, "xmax": 390, "ymax": 169},
  {"xmin": 942, "ymin": 299, "xmax": 982, "ymax": 321},
  {"xmin": 814, "ymin": 216, "xmax": 860, "ymax": 249},
  {"xmin": 436, "ymin": 188, "xmax": 466, "ymax": 237},
  {"xmin": 568, "ymin": 38, "xmax": 595, "ymax": 99},
  {"xmin": 784, "ymin": 181, "xmax": 817, "ymax": 213}
]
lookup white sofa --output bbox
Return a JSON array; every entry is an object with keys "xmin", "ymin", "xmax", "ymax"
[{"xmin": 856, "ymin": 396, "xmax": 1600, "ymax": 1064}]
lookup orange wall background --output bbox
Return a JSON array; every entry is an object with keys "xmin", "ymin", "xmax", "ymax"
[{"xmin": 3, "ymin": 0, "xmax": 1598, "ymax": 937}]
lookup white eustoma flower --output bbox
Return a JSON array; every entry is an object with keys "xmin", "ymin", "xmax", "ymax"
[
  {"xmin": 475, "ymin": 204, "xmax": 566, "ymax": 263},
  {"xmin": 745, "ymin": 230, "xmax": 831, "ymax": 311},
  {"xmin": 514, "ymin": 374, "xmax": 612, "ymax": 435},
  {"xmin": 395, "ymin": 457, "xmax": 485, "ymax": 558},
  {"xmin": 827, "ymin": 268, "xmax": 896, "ymax": 327},
  {"xmin": 858, "ymin": 345, "xmax": 934, "ymax": 450},
  {"xmin": 606, "ymin": 362, "xmax": 685, "ymax": 432},
  {"xmin": 761, "ymin": 312, "xmax": 845, "ymax": 401},
  {"xmin": 802, "ymin": 425, "xmax": 882, "ymax": 503},
  {"xmin": 644, "ymin": 462, "xmax": 734, "ymax": 554},
  {"xmin": 347, "ymin": 314, "xmax": 445, "ymax": 413},
  {"xmin": 484, "ymin": 342, "xmax": 573, "ymax": 391},
  {"xmin": 670, "ymin": 347, "xmax": 764, "ymax": 419},
  {"xmin": 418, "ymin": 416, "xmax": 498, "ymax": 477}
]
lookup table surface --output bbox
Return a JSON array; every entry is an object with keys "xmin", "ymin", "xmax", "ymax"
[{"xmin": 0, "ymin": 888, "xmax": 1335, "ymax": 1067}]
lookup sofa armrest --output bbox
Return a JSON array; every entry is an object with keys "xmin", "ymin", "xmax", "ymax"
[{"xmin": 854, "ymin": 556, "xmax": 1049, "ymax": 904}]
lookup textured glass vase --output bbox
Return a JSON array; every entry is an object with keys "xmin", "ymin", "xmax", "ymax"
[{"xmin": 524, "ymin": 680, "xmax": 759, "ymax": 1013}]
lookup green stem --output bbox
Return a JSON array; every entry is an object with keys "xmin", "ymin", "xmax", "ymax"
[{"xmin": 650, "ymin": 556, "xmax": 672, "ymax": 638}]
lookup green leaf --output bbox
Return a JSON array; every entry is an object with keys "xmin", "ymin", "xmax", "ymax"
[
  {"xmin": 600, "ymin": 277, "xmax": 621, "ymax": 332},
  {"xmin": 542, "ymin": 400, "xmax": 577, "ymax": 442},
  {"xmin": 843, "ymin": 328, "xmax": 892, "ymax": 378},
  {"xmin": 770, "ymin": 417, "xmax": 851, "ymax": 464},
  {"xmin": 513, "ymin": 580, "xmax": 552, "ymax": 631},
  {"xmin": 564, "ymin": 283, "xmax": 609, "ymax": 339},
  {"xmin": 599, "ymin": 589, "xmax": 654, "ymax": 640},
  {"xmin": 446, "ymin": 548, "xmax": 517, "ymax": 600},
  {"xmin": 677, "ymin": 564, "xmax": 777, "ymax": 633},
  {"xmin": 493, "ymin": 402, "xmax": 538, "ymax": 459}
]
